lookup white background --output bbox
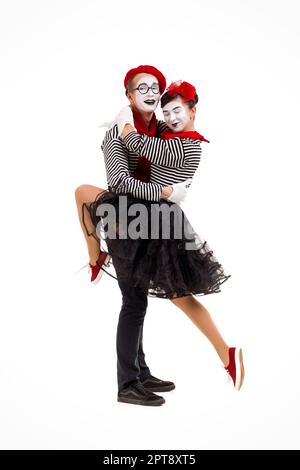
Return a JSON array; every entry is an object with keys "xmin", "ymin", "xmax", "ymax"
[{"xmin": 0, "ymin": 0, "xmax": 300, "ymax": 450}]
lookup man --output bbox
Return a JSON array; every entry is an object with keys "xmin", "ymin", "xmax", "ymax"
[{"xmin": 101, "ymin": 65, "xmax": 189, "ymax": 406}]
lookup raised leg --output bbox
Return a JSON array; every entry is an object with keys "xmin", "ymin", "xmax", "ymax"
[{"xmin": 75, "ymin": 184, "xmax": 106, "ymax": 265}]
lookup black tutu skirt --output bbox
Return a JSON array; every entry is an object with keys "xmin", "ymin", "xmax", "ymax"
[{"xmin": 83, "ymin": 190, "xmax": 231, "ymax": 299}]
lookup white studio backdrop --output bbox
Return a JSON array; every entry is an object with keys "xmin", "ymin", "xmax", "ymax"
[{"xmin": 0, "ymin": 0, "xmax": 300, "ymax": 450}]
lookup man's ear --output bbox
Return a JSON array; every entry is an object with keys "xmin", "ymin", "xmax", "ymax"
[
  {"xmin": 127, "ymin": 92, "xmax": 134, "ymax": 106},
  {"xmin": 191, "ymin": 107, "xmax": 196, "ymax": 120}
]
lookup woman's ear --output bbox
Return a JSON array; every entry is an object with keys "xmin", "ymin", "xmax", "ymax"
[{"xmin": 190, "ymin": 107, "xmax": 196, "ymax": 120}]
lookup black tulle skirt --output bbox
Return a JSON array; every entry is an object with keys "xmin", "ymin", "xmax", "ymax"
[{"xmin": 83, "ymin": 190, "xmax": 231, "ymax": 299}]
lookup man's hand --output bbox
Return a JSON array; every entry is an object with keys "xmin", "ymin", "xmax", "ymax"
[
  {"xmin": 164, "ymin": 178, "xmax": 193, "ymax": 204},
  {"xmin": 115, "ymin": 106, "xmax": 135, "ymax": 136}
]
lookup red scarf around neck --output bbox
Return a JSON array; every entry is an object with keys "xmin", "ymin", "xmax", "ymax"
[
  {"xmin": 132, "ymin": 109, "xmax": 157, "ymax": 182},
  {"xmin": 133, "ymin": 109, "xmax": 157, "ymax": 137},
  {"xmin": 160, "ymin": 130, "xmax": 210, "ymax": 142}
]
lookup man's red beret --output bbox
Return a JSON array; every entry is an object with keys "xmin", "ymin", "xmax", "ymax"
[{"xmin": 124, "ymin": 65, "xmax": 166, "ymax": 93}]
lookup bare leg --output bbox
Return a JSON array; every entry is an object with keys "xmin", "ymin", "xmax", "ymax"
[
  {"xmin": 171, "ymin": 295, "xmax": 229, "ymax": 366},
  {"xmin": 75, "ymin": 184, "xmax": 106, "ymax": 265}
]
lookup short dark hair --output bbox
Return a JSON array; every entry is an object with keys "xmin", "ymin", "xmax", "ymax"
[
  {"xmin": 125, "ymin": 77, "xmax": 134, "ymax": 95},
  {"xmin": 161, "ymin": 92, "xmax": 198, "ymax": 109}
]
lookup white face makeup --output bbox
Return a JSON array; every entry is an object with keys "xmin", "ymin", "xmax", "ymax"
[
  {"xmin": 162, "ymin": 98, "xmax": 190, "ymax": 132},
  {"xmin": 131, "ymin": 74, "xmax": 160, "ymax": 112}
]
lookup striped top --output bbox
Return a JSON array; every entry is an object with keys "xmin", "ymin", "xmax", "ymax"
[{"xmin": 101, "ymin": 121, "xmax": 202, "ymax": 202}]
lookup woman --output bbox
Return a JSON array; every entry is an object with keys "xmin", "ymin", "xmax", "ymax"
[
  {"xmin": 98, "ymin": 82, "xmax": 230, "ymax": 296},
  {"xmin": 76, "ymin": 80, "xmax": 244, "ymax": 390}
]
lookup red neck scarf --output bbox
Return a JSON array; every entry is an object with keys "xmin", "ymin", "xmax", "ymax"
[
  {"xmin": 133, "ymin": 109, "xmax": 157, "ymax": 137},
  {"xmin": 132, "ymin": 110, "xmax": 157, "ymax": 182},
  {"xmin": 160, "ymin": 130, "xmax": 210, "ymax": 142}
]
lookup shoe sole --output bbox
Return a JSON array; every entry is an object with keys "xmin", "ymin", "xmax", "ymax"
[
  {"xmin": 142, "ymin": 384, "xmax": 175, "ymax": 393},
  {"xmin": 235, "ymin": 348, "xmax": 245, "ymax": 390},
  {"xmin": 118, "ymin": 396, "xmax": 165, "ymax": 406},
  {"xmin": 91, "ymin": 254, "xmax": 111, "ymax": 284}
]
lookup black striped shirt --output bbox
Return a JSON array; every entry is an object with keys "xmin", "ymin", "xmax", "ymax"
[{"xmin": 101, "ymin": 121, "xmax": 202, "ymax": 201}]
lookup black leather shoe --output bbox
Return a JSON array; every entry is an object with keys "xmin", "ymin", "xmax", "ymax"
[
  {"xmin": 118, "ymin": 381, "xmax": 165, "ymax": 406},
  {"xmin": 140, "ymin": 375, "xmax": 175, "ymax": 393}
]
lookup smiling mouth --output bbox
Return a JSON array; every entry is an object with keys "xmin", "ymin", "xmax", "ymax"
[
  {"xmin": 144, "ymin": 100, "xmax": 156, "ymax": 105},
  {"xmin": 172, "ymin": 122, "xmax": 179, "ymax": 127}
]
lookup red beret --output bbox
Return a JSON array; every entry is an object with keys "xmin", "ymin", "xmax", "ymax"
[
  {"xmin": 124, "ymin": 65, "xmax": 166, "ymax": 93},
  {"xmin": 166, "ymin": 81, "xmax": 197, "ymax": 102}
]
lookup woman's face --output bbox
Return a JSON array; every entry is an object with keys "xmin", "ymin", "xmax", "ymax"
[{"xmin": 162, "ymin": 97, "xmax": 194, "ymax": 132}]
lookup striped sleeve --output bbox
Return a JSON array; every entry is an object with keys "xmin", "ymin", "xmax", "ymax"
[
  {"xmin": 156, "ymin": 120, "xmax": 169, "ymax": 135},
  {"xmin": 122, "ymin": 131, "xmax": 201, "ymax": 169},
  {"xmin": 101, "ymin": 126, "xmax": 164, "ymax": 202}
]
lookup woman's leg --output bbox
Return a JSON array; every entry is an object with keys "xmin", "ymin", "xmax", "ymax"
[
  {"xmin": 171, "ymin": 295, "xmax": 229, "ymax": 366},
  {"xmin": 75, "ymin": 184, "xmax": 106, "ymax": 265}
]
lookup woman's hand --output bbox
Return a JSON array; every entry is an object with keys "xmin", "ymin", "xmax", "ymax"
[
  {"xmin": 121, "ymin": 123, "xmax": 135, "ymax": 138},
  {"xmin": 160, "ymin": 186, "xmax": 173, "ymax": 199},
  {"xmin": 115, "ymin": 106, "xmax": 135, "ymax": 136}
]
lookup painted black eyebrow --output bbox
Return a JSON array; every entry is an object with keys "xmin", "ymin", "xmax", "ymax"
[
  {"xmin": 137, "ymin": 82, "xmax": 159, "ymax": 86},
  {"xmin": 163, "ymin": 106, "xmax": 182, "ymax": 113}
]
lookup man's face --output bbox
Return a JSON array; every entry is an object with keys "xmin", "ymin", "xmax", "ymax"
[
  {"xmin": 162, "ymin": 97, "xmax": 191, "ymax": 132},
  {"xmin": 128, "ymin": 73, "xmax": 160, "ymax": 113}
]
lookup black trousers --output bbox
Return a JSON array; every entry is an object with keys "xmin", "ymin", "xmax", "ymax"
[{"xmin": 116, "ymin": 277, "xmax": 152, "ymax": 392}]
